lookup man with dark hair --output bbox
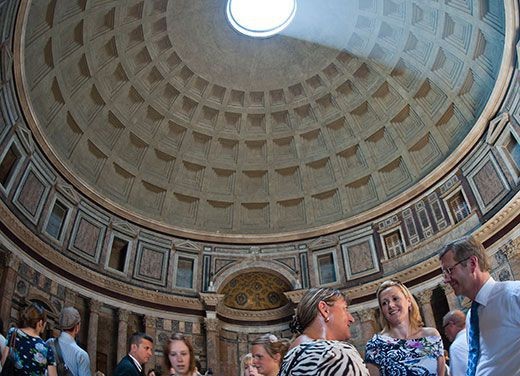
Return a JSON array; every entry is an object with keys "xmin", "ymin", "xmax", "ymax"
[
  {"xmin": 47, "ymin": 306, "xmax": 90, "ymax": 376},
  {"xmin": 114, "ymin": 332, "xmax": 154, "ymax": 376},
  {"xmin": 442, "ymin": 310, "xmax": 468, "ymax": 376},
  {"xmin": 439, "ymin": 236, "xmax": 520, "ymax": 376}
]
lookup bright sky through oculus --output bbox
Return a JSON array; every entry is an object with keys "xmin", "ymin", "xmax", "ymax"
[{"xmin": 226, "ymin": 0, "xmax": 297, "ymax": 38}]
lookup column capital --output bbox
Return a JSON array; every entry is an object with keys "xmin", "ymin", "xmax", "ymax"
[
  {"xmin": 440, "ymin": 284, "xmax": 455, "ymax": 296},
  {"xmin": 118, "ymin": 309, "xmax": 129, "ymax": 322},
  {"xmin": 89, "ymin": 299, "xmax": 102, "ymax": 313},
  {"xmin": 416, "ymin": 289, "xmax": 433, "ymax": 305},
  {"xmin": 502, "ymin": 238, "xmax": 520, "ymax": 258},
  {"xmin": 199, "ymin": 293, "xmax": 225, "ymax": 309},
  {"xmin": 204, "ymin": 317, "xmax": 219, "ymax": 332},
  {"xmin": 356, "ymin": 308, "xmax": 377, "ymax": 323},
  {"xmin": 5, "ymin": 252, "xmax": 20, "ymax": 269},
  {"xmin": 283, "ymin": 289, "xmax": 308, "ymax": 305},
  {"xmin": 144, "ymin": 315, "xmax": 156, "ymax": 329}
]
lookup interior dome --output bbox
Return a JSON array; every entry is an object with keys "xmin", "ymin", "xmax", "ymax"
[{"xmin": 19, "ymin": 0, "xmax": 505, "ymax": 238}]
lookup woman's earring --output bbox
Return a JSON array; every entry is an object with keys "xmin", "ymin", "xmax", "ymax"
[{"xmin": 325, "ymin": 317, "xmax": 330, "ymax": 322}]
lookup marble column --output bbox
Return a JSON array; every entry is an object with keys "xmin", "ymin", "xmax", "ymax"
[
  {"xmin": 199, "ymin": 293, "xmax": 225, "ymax": 376},
  {"xmin": 204, "ymin": 316, "xmax": 220, "ymax": 375},
  {"xmin": 117, "ymin": 309, "xmax": 129, "ymax": 362},
  {"xmin": 357, "ymin": 308, "xmax": 379, "ymax": 343},
  {"xmin": 63, "ymin": 290, "xmax": 78, "ymax": 309},
  {"xmin": 144, "ymin": 315, "xmax": 157, "ymax": 370},
  {"xmin": 441, "ymin": 285, "xmax": 460, "ymax": 311},
  {"xmin": 416, "ymin": 290, "xmax": 435, "ymax": 328},
  {"xmin": 503, "ymin": 238, "xmax": 520, "ymax": 279},
  {"xmin": 87, "ymin": 300, "xmax": 102, "ymax": 374},
  {"xmin": 237, "ymin": 332, "xmax": 249, "ymax": 365},
  {"xmin": 0, "ymin": 252, "xmax": 19, "ymax": 325}
]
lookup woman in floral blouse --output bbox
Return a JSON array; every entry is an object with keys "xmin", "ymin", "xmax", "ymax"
[
  {"xmin": 365, "ymin": 280, "xmax": 446, "ymax": 376},
  {"xmin": 1, "ymin": 302, "xmax": 57, "ymax": 375}
]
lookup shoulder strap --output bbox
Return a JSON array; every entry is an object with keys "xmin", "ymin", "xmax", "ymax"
[
  {"xmin": 52, "ymin": 337, "xmax": 67, "ymax": 366},
  {"xmin": 8, "ymin": 329, "xmax": 17, "ymax": 349}
]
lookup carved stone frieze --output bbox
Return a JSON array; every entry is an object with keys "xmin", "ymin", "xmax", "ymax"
[
  {"xmin": 217, "ymin": 303, "xmax": 293, "ymax": 322},
  {"xmin": 284, "ymin": 289, "xmax": 308, "ymax": 304},
  {"xmin": 199, "ymin": 293, "xmax": 225, "ymax": 308},
  {"xmin": 474, "ymin": 192, "xmax": 520, "ymax": 243}
]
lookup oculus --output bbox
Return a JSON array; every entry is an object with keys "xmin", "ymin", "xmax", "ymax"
[{"xmin": 226, "ymin": 0, "xmax": 297, "ymax": 38}]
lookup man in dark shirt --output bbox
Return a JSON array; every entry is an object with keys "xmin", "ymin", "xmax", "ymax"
[{"xmin": 114, "ymin": 332, "xmax": 154, "ymax": 376}]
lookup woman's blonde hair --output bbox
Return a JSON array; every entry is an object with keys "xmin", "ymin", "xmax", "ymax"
[
  {"xmin": 240, "ymin": 353, "xmax": 253, "ymax": 376},
  {"xmin": 376, "ymin": 280, "xmax": 423, "ymax": 332},
  {"xmin": 251, "ymin": 334, "xmax": 290, "ymax": 362}
]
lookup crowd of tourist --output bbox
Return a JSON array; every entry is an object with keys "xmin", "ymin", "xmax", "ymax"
[{"xmin": 1, "ymin": 236, "xmax": 519, "ymax": 375}]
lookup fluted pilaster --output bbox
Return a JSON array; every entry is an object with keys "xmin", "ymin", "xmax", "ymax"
[
  {"xmin": 117, "ymin": 309, "xmax": 129, "ymax": 362},
  {"xmin": 144, "ymin": 316, "xmax": 157, "ymax": 370},
  {"xmin": 416, "ymin": 290, "xmax": 435, "ymax": 328},
  {"xmin": 441, "ymin": 285, "xmax": 460, "ymax": 311},
  {"xmin": 0, "ymin": 252, "xmax": 19, "ymax": 324},
  {"xmin": 87, "ymin": 300, "xmax": 102, "ymax": 374}
]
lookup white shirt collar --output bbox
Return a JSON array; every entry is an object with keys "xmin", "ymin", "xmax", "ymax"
[
  {"xmin": 474, "ymin": 276, "xmax": 495, "ymax": 306},
  {"xmin": 454, "ymin": 328, "xmax": 466, "ymax": 340},
  {"xmin": 128, "ymin": 354, "xmax": 142, "ymax": 372}
]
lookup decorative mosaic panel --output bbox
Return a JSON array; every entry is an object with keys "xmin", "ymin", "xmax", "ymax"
[
  {"xmin": 13, "ymin": 165, "xmax": 50, "ymax": 224},
  {"xmin": 133, "ymin": 241, "xmax": 169, "ymax": 286},
  {"xmin": 468, "ymin": 154, "xmax": 510, "ymax": 212},
  {"xmin": 221, "ymin": 272, "xmax": 291, "ymax": 311},
  {"xmin": 342, "ymin": 236, "xmax": 378, "ymax": 279},
  {"xmin": 69, "ymin": 211, "xmax": 107, "ymax": 263}
]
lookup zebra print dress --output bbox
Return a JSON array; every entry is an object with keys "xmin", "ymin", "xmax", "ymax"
[{"xmin": 278, "ymin": 340, "xmax": 369, "ymax": 376}]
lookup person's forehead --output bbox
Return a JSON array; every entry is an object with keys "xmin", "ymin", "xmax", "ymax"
[
  {"xmin": 380, "ymin": 285, "xmax": 403, "ymax": 297},
  {"xmin": 169, "ymin": 340, "xmax": 189, "ymax": 352},
  {"xmin": 440, "ymin": 249, "xmax": 455, "ymax": 263},
  {"xmin": 139, "ymin": 339, "xmax": 153, "ymax": 348},
  {"xmin": 332, "ymin": 298, "xmax": 347, "ymax": 307},
  {"xmin": 252, "ymin": 344, "xmax": 267, "ymax": 355}
]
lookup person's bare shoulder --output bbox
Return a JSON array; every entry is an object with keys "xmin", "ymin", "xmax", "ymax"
[{"xmin": 420, "ymin": 327, "xmax": 440, "ymax": 337}]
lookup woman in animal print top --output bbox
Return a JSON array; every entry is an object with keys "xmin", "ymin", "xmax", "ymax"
[{"xmin": 278, "ymin": 287, "xmax": 369, "ymax": 376}]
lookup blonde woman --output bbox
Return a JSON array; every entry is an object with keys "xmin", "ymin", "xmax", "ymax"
[
  {"xmin": 365, "ymin": 280, "xmax": 445, "ymax": 376},
  {"xmin": 251, "ymin": 334, "xmax": 289, "ymax": 376},
  {"xmin": 241, "ymin": 353, "xmax": 259, "ymax": 376}
]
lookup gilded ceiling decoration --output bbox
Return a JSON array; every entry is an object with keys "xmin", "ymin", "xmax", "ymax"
[
  {"xmin": 221, "ymin": 272, "xmax": 291, "ymax": 310},
  {"xmin": 18, "ymin": 0, "xmax": 505, "ymax": 236}
]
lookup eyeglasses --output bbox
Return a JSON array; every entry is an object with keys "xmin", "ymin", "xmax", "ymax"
[
  {"xmin": 441, "ymin": 257, "xmax": 470, "ymax": 276},
  {"xmin": 443, "ymin": 321, "xmax": 452, "ymax": 329}
]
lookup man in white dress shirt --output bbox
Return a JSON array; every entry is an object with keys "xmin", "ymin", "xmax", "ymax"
[
  {"xmin": 439, "ymin": 236, "xmax": 520, "ymax": 376},
  {"xmin": 443, "ymin": 310, "xmax": 468, "ymax": 376}
]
